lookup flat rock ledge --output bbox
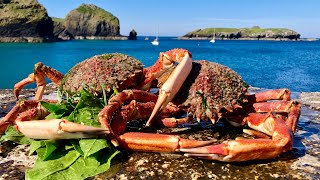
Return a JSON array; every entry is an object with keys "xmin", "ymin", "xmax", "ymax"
[
  {"xmin": 298, "ymin": 92, "xmax": 320, "ymax": 110},
  {"xmin": 0, "ymin": 86, "xmax": 319, "ymax": 179}
]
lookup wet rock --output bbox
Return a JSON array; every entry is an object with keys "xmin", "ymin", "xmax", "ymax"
[
  {"xmin": 298, "ymin": 92, "xmax": 320, "ymax": 110},
  {"xmin": 0, "ymin": 143, "xmax": 36, "ymax": 179}
]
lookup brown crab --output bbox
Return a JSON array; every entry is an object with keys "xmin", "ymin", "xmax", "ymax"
[{"xmin": 0, "ymin": 49, "xmax": 301, "ymax": 162}]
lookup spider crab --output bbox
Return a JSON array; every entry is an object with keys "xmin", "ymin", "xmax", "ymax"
[{"xmin": 0, "ymin": 49, "xmax": 301, "ymax": 162}]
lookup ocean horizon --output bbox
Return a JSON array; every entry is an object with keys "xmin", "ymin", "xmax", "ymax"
[{"xmin": 0, "ymin": 37, "xmax": 319, "ymax": 92}]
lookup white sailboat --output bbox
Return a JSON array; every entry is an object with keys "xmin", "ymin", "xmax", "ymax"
[
  {"xmin": 210, "ymin": 29, "xmax": 216, "ymax": 43},
  {"xmin": 151, "ymin": 37, "xmax": 159, "ymax": 46},
  {"xmin": 151, "ymin": 27, "xmax": 159, "ymax": 46}
]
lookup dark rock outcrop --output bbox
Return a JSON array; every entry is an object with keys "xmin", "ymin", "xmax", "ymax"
[
  {"xmin": 128, "ymin": 29, "xmax": 137, "ymax": 40},
  {"xmin": 64, "ymin": 4, "xmax": 123, "ymax": 40},
  {"xmin": 181, "ymin": 26, "xmax": 301, "ymax": 41},
  {"xmin": 0, "ymin": 0, "xmax": 54, "ymax": 42},
  {"xmin": 52, "ymin": 18, "xmax": 72, "ymax": 41}
]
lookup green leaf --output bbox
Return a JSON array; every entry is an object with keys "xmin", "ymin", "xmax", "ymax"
[
  {"xmin": 29, "ymin": 141, "xmax": 44, "ymax": 156},
  {"xmin": 67, "ymin": 107, "xmax": 102, "ymax": 127},
  {"xmin": 44, "ymin": 149, "xmax": 120, "ymax": 180},
  {"xmin": 79, "ymin": 139, "xmax": 109, "ymax": 158},
  {"xmin": 95, "ymin": 149, "xmax": 121, "ymax": 174},
  {"xmin": 25, "ymin": 150, "xmax": 81, "ymax": 180},
  {"xmin": 41, "ymin": 101, "xmax": 74, "ymax": 119},
  {"xmin": 196, "ymin": 91, "xmax": 207, "ymax": 110},
  {"xmin": 40, "ymin": 101, "xmax": 62, "ymax": 113},
  {"xmin": 74, "ymin": 88, "xmax": 104, "ymax": 111},
  {"xmin": 71, "ymin": 140, "xmax": 84, "ymax": 156},
  {"xmin": 36, "ymin": 141, "xmax": 58, "ymax": 161}
]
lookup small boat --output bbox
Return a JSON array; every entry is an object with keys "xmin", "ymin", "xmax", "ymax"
[
  {"xmin": 144, "ymin": 37, "xmax": 149, "ymax": 40},
  {"xmin": 210, "ymin": 36, "xmax": 215, "ymax": 43},
  {"xmin": 210, "ymin": 28, "xmax": 216, "ymax": 43},
  {"xmin": 151, "ymin": 27, "xmax": 160, "ymax": 46},
  {"xmin": 151, "ymin": 37, "xmax": 159, "ymax": 46}
]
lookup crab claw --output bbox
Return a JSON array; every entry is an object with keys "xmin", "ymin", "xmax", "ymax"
[
  {"xmin": 145, "ymin": 49, "xmax": 193, "ymax": 127},
  {"xmin": 15, "ymin": 119, "xmax": 109, "ymax": 140},
  {"xmin": 180, "ymin": 113, "xmax": 294, "ymax": 162}
]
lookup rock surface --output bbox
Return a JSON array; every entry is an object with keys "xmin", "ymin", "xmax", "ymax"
[
  {"xmin": 0, "ymin": 87, "xmax": 319, "ymax": 179},
  {"xmin": 181, "ymin": 26, "xmax": 301, "ymax": 41},
  {"xmin": 128, "ymin": 29, "xmax": 137, "ymax": 40},
  {"xmin": 52, "ymin": 17, "xmax": 72, "ymax": 41},
  {"xmin": 64, "ymin": 4, "xmax": 123, "ymax": 40},
  {"xmin": 0, "ymin": 0, "xmax": 54, "ymax": 42}
]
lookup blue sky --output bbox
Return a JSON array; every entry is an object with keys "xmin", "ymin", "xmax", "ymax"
[{"xmin": 38, "ymin": 0, "xmax": 320, "ymax": 37}]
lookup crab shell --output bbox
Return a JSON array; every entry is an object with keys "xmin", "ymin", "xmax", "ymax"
[
  {"xmin": 162, "ymin": 60, "xmax": 249, "ymax": 123},
  {"xmin": 59, "ymin": 53, "xmax": 144, "ymax": 95}
]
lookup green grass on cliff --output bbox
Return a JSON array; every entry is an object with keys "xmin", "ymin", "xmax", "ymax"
[
  {"xmin": 52, "ymin": 17, "xmax": 65, "ymax": 24},
  {"xmin": 186, "ymin": 26, "xmax": 298, "ymax": 37},
  {"xmin": 0, "ymin": 0, "xmax": 47, "ymax": 24},
  {"xmin": 75, "ymin": 4, "xmax": 119, "ymax": 26}
]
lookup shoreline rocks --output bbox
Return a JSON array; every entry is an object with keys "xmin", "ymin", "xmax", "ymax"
[{"xmin": 298, "ymin": 92, "xmax": 320, "ymax": 110}]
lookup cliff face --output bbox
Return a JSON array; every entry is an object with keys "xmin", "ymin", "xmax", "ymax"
[
  {"xmin": 52, "ymin": 17, "xmax": 72, "ymax": 41},
  {"xmin": 64, "ymin": 4, "xmax": 121, "ymax": 39},
  {"xmin": 182, "ymin": 26, "xmax": 300, "ymax": 40},
  {"xmin": 0, "ymin": 0, "xmax": 54, "ymax": 42}
]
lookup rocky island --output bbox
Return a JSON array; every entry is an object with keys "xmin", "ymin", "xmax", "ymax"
[
  {"xmin": 180, "ymin": 26, "xmax": 301, "ymax": 41},
  {"xmin": 0, "ymin": 1, "xmax": 126, "ymax": 42},
  {"xmin": 0, "ymin": 0, "xmax": 54, "ymax": 42},
  {"xmin": 54, "ymin": 4, "xmax": 126, "ymax": 40}
]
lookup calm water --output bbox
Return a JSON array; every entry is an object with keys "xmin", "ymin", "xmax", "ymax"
[{"xmin": 0, "ymin": 37, "xmax": 319, "ymax": 92}]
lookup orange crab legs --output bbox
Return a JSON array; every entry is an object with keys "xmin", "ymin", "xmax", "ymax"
[
  {"xmin": 247, "ymin": 88, "xmax": 291, "ymax": 102},
  {"xmin": 99, "ymin": 90, "xmax": 158, "ymax": 136},
  {"xmin": 98, "ymin": 91, "xmax": 216, "ymax": 151},
  {"xmin": 0, "ymin": 100, "xmax": 52, "ymax": 133},
  {"xmin": 117, "ymin": 132, "xmax": 216, "ymax": 153},
  {"xmin": 181, "ymin": 113, "xmax": 294, "ymax": 162},
  {"xmin": 14, "ymin": 62, "xmax": 64, "ymax": 100}
]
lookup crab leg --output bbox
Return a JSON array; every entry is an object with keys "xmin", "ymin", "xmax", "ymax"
[
  {"xmin": 145, "ymin": 49, "xmax": 193, "ymax": 126},
  {"xmin": 98, "ymin": 90, "xmax": 158, "ymax": 135},
  {"xmin": 247, "ymin": 88, "xmax": 291, "ymax": 102},
  {"xmin": 117, "ymin": 132, "xmax": 216, "ymax": 153},
  {"xmin": 14, "ymin": 62, "xmax": 64, "ymax": 100},
  {"xmin": 0, "ymin": 100, "xmax": 56, "ymax": 134},
  {"xmin": 181, "ymin": 113, "xmax": 293, "ymax": 162},
  {"xmin": 15, "ymin": 119, "xmax": 109, "ymax": 140}
]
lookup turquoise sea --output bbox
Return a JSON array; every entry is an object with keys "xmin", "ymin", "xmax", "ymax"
[{"xmin": 0, "ymin": 37, "xmax": 319, "ymax": 92}]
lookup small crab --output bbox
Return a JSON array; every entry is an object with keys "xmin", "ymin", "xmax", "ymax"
[{"xmin": 0, "ymin": 49, "xmax": 301, "ymax": 162}]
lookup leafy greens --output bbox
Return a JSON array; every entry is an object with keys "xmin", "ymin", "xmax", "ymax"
[{"xmin": 0, "ymin": 88, "xmax": 120, "ymax": 180}]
